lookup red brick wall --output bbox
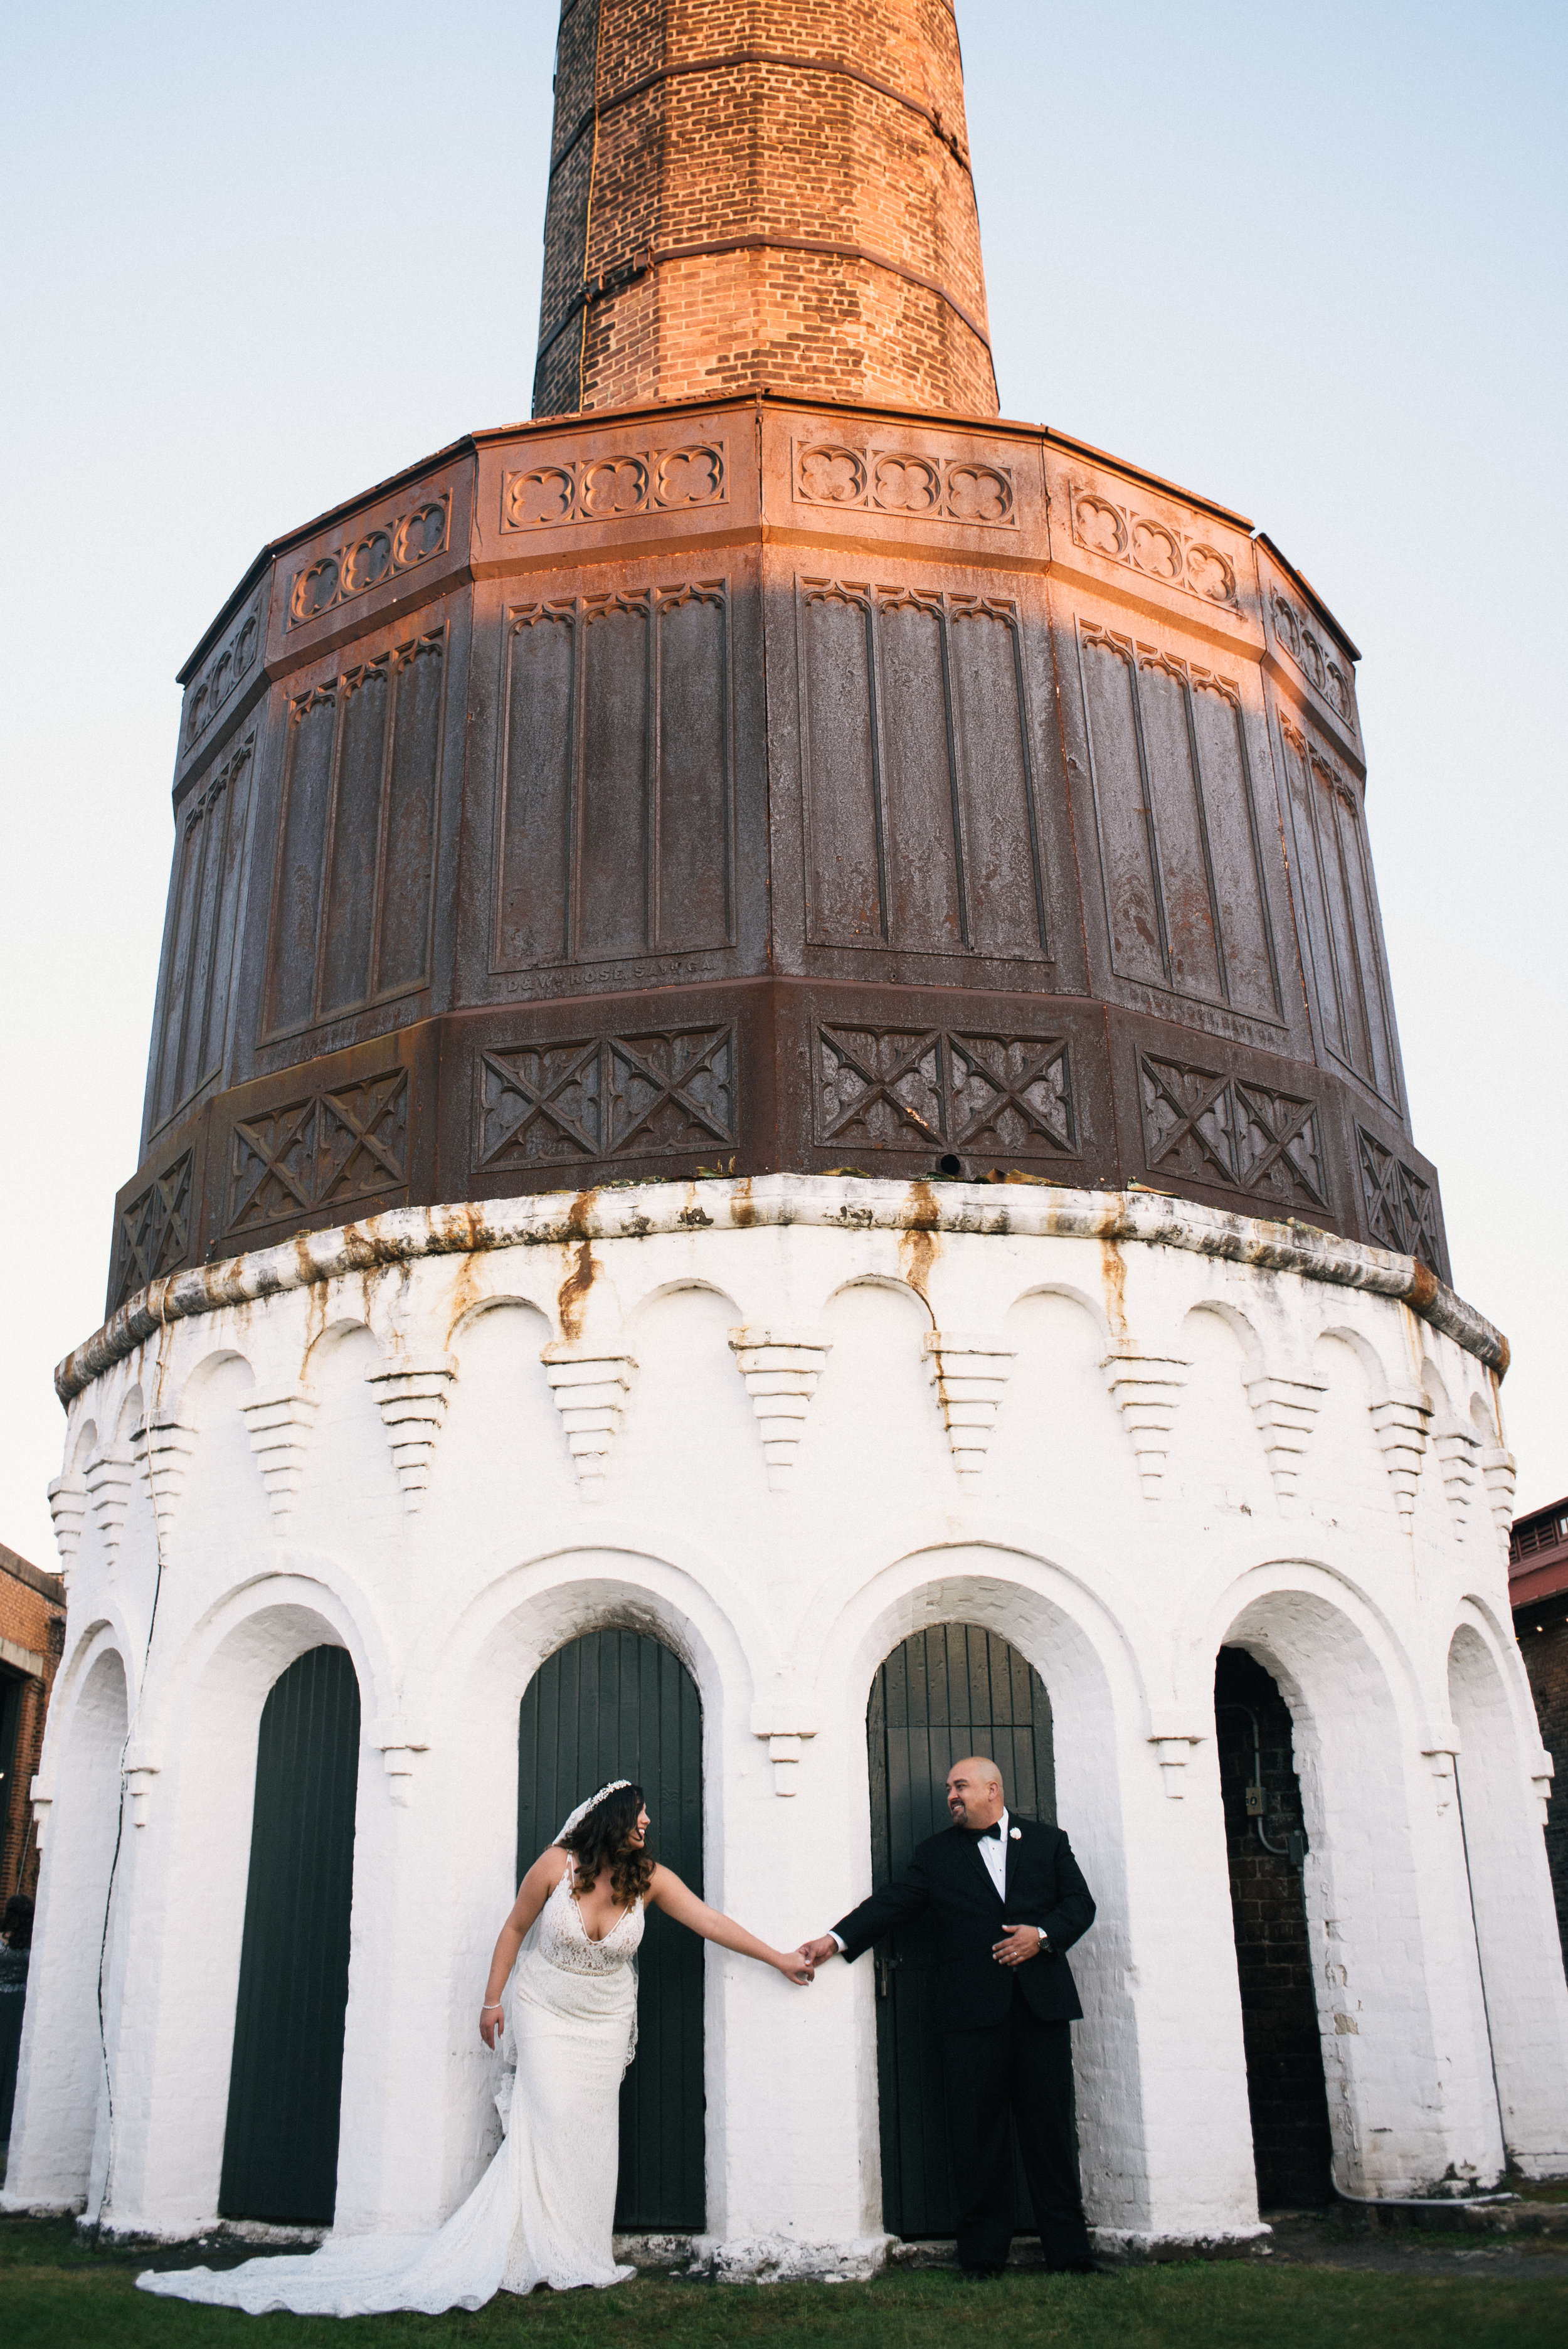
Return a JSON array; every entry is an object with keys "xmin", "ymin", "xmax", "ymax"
[
  {"xmin": 1515, "ymin": 1591, "xmax": 1568, "ymax": 1977},
  {"xmin": 0, "ymin": 1549, "xmax": 66, "ymax": 1902},
  {"xmin": 535, "ymin": 0, "xmax": 997, "ymax": 418}
]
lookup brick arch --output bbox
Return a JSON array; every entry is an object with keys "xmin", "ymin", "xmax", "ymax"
[
  {"xmin": 3, "ymin": 1638, "xmax": 128, "ymax": 2210},
  {"xmin": 1214, "ymin": 1578, "xmax": 1501, "ymax": 2195},
  {"xmin": 1447, "ymin": 1615, "xmax": 1568, "ymax": 2177}
]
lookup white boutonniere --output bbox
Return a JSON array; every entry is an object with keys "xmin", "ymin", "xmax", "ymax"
[{"xmin": 1009, "ymin": 1827, "xmax": 1022, "ymax": 1840}]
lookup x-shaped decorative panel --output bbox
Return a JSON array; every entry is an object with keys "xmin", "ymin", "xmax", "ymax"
[
  {"xmin": 814, "ymin": 1026, "xmax": 1076, "ymax": 1157},
  {"xmin": 1140, "ymin": 1054, "xmax": 1325, "ymax": 1209},
  {"xmin": 477, "ymin": 1027, "xmax": 737, "ymax": 1169},
  {"xmin": 226, "ymin": 1071, "xmax": 409, "ymax": 1235},
  {"xmin": 112, "ymin": 1150, "xmax": 195, "ymax": 1310},
  {"xmin": 1357, "ymin": 1127, "xmax": 1440, "ymax": 1271}
]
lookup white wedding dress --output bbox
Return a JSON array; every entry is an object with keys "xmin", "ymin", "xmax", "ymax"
[{"xmin": 139, "ymin": 1870, "xmax": 644, "ymax": 2316}]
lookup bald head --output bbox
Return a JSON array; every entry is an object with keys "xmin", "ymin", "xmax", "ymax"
[{"xmin": 946, "ymin": 1756, "xmax": 1005, "ymax": 1830}]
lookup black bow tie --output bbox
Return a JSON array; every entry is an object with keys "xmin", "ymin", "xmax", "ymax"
[{"xmin": 965, "ymin": 1823, "xmax": 1002, "ymax": 1840}]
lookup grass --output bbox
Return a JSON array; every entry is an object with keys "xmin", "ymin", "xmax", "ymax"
[{"xmin": 1, "ymin": 2220, "xmax": 1564, "ymax": 2349}]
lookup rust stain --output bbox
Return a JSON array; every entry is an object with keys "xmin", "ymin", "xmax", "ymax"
[
  {"xmin": 1100, "ymin": 1239, "xmax": 1128, "ymax": 1341},
  {"xmin": 557, "ymin": 1190, "xmax": 600, "ymax": 1340},
  {"xmin": 730, "ymin": 1174, "xmax": 756, "ymax": 1229},
  {"xmin": 445, "ymin": 1244, "xmax": 487, "ymax": 1344},
  {"xmin": 149, "ymin": 1322, "xmax": 175, "ymax": 1416},
  {"xmin": 1405, "ymin": 1260, "xmax": 1439, "ymax": 1316},
  {"xmin": 303, "ymin": 1276, "xmax": 329, "ymax": 1348},
  {"xmin": 899, "ymin": 1178, "xmax": 942, "ymax": 1298}
]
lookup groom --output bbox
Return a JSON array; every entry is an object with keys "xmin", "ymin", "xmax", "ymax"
[{"xmin": 799, "ymin": 1756, "xmax": 1099, "ymax": 2277}]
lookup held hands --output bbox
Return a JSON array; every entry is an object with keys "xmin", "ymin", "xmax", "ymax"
[
  {"xmin": 797, "ymin": 1936, "xmax": 842, "ymax": 1968},
  {"xmin": 992, "ymin": 1924, "xmax": 1042, "ymax": 1969},
  {"xmin": 774, "ymin": 1949, "xmax": 817, "ymax": 1985}
]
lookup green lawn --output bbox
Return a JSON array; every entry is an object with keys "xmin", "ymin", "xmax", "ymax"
[{"xmin": 1, "ymin": 2220, "xmax": 1563, "ymax": 2349}]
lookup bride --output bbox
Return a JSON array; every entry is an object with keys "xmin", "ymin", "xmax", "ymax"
[{"xmin": 139, "ymin": 1779, "xmax": 812, "ymax": 2316}]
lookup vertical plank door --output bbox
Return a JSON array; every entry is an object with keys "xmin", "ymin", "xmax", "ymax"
[
  {"xmin": 221, "ymin": 1644, "xmax": 361, "ymax": 2224},
  {"xmin": 517, "ymin": 1629, "xmax": 704, "ymax": 2229},
  {"xmin": 867, "ymin": 1622, "xmax": 1055, "ymax": 2238}
]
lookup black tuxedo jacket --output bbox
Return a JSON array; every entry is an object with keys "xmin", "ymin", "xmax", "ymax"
[{"xmin": 832, "ymin": 1817, "xmax": 1094, "ymax": 2030}]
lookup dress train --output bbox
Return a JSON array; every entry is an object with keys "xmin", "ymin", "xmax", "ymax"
[{"xmin": 137, "ymin": 1873, "xmax": 642, "ymax": 2316}]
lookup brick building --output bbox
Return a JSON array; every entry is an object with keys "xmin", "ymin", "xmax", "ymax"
[
  {"xmin": 1511, "ymin": 1496, "xmax": 1568, "ymax": 1973},
  {"xmin": 0, "ymin": 1546, "xmax": 66, "ymax": 1904}
]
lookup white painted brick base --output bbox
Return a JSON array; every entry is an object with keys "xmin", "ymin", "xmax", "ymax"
[{"xmin": 8, "ymin": 1179, "xmax": 1565, "ymax": 2264}]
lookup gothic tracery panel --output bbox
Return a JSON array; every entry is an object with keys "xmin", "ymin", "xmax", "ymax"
[
  {"xmin": 1078, "ymin": 623, "xmax": 1283, "ymax": 1021},
  {"xmin": 814, "ymin": 1024, "xmax": 1076, "ymax": 1159},
  {"xmin": 287, "ymin": 497, "xmax": 449, "ymax": 627},
  {"xmin": 111, "ymin": 1150, "xmax": 196, "ymax": 1312},
  {"xmin": 226, "ymin": 1070, "xmax": 410, "ymax": 1236},
  {"xmin": 151, "ymin": 733, "xmax": 256, "ymax": 1133},
  {"xmin": 793, "ymin": 443, "xmax": 1014, "ymax": 526},
  {"xmin": 1275, "ymin": 714, "xmax": 1398, "ymax": 1105},
  {"xmin": 263, "ymin": 627, "xmax": 446, "ymax": 1038},
  {"xmin": 502, "ymin": 443, "xmax": 726, "ymax": 528},
  {"xmin": 1357, "ymin": 1128, "xmax": 1440, "ymax": 1271},
  {"xmin": 798, "ymin": 581, "xmax": 1047, "ymax": 960},
  {"xmin": 476, "ymin": 1026, "xmax": 737, "ymax": 1169},
  {"xmin": 494, "ymin": 585, "xmax": 734, "ymax": 970},
  {"xmin": 1139, "ymin": 1053, "xmax": 1326, "ymax": 1211}
]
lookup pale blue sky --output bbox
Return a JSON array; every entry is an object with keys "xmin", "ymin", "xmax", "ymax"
[{"xmin": 3, "ymin": 1, "xmax": 1564, "ymax": 1562}]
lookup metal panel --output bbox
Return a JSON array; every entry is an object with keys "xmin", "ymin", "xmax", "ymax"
[
  {"xmin": 114, "ymin": 403, "xmax": 1445, "ymax": 1291},
  {"xmin": 516, "ymin": 1629, "xmax": 704, "ymax": 2230},
  {"xmin": 220, "ymin": 1645, "xmax": 361, "ymax": 2224},
  {"xmin": 867, "ymin": 1622, "xmax": 1054, "ymax": 2239}
]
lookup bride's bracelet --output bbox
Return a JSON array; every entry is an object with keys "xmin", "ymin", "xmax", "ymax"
[{"xmin": 480, "ymin": 1999, "xmax": 503, "ymax": 2012}]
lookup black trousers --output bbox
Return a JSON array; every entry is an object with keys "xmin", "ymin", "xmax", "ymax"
[{"xmin": 940, "ymin": 1986, "xmax": 1090, "ymax": 2271}]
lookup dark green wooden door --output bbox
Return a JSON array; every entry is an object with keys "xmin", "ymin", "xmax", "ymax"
[
  {"xmin": 220, "ymin": 1644, "xmax": 361, "ymax": 2224},
  {"xmin": 517, "ymin": 1630, "xmax": 704, "ymax": 2229},
  {"xmin": 868, "ymin": 1623, "xmax": 1056, "ymax": 2238}
]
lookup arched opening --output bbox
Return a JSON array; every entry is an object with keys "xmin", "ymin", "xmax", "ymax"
[
  {"xmin": 4, "ymin": 1645, "xmax": 127, "ymax": 2207},
  {"xmin": 866, "ymin": 1621, "xmax": 1054, "ymax": 2238},
  {"xmin": 1214, "ymin": 1646, "xmax": 1334, "ymax": 2208},
  {"xmin": 1449, "ymin": 1621, "xmax": 1568, "ymax": 2168},
  {"xmin": 516, "ymin": 1628, "xmax": 703, "ymax": 2230},
  {"xmin": 220, "ymin": 1644, "xmax": 361, "ymax": 2224}
]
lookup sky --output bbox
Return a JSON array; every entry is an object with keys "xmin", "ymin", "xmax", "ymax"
[{"xmin": 3, "ymin": 1, "xmax": 1564, "ymax": 1567}]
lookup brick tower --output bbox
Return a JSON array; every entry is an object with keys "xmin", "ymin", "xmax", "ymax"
[
  {"xmin": 14, "ymin": 0, "xmax": 1566, "ymax": 2274},
  {"xmin": 534, "ymin": 0, "xmax": 995, "ymax": 418}
]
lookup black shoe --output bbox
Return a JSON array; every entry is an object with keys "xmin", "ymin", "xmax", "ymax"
[
  {"xmin": 958, "ymin": 2264, "xmax": 1005, "ymax": 2279},
  {"xmin": 1043, "ymin": 2256, "xmax": 1111, "ymax": 2276}
]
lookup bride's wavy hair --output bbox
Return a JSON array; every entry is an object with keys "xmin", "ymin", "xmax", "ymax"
[{"xmin": 561, "ymin": 1783, "xmax": 654, "ymax": 1907}]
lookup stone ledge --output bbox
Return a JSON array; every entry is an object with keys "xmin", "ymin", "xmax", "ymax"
[
  {"xmin": 56, "ymin": 1174, "xmax": 1507, "ymax": 1405},
  {"xmin": 685, "ymin": 2230, "xmax": 894, "ymax": 2282},
  {"xmin": 1090, "ymin": 2224, "xmax": 1271, "ymax": 2263}
]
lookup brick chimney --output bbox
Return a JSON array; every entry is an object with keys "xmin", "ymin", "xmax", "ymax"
[{"xmin": 533, "ymin": 0, "xmax": 997, "ymax": 419}]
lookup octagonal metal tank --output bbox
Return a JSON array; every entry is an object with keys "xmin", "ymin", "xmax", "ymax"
[{"xmin": 112, "ymin": 388, "xmax": 1441, "ymax": 1322}]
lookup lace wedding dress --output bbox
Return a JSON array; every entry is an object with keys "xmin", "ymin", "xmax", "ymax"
[{"xmin": 139, "ymin": 1870, "xmax": 644, "ymax": 2316}]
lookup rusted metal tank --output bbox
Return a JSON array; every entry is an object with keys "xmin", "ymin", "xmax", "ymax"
[
  {"xmin": 113, "ymin": 391, "xmax": 1440, "ymax": 1318},
  {"xmin": 110, "ymin": 1, "xmax": 1441, "ymax": 1316}
]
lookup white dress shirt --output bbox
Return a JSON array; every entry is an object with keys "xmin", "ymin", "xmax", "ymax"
[
  {"xmin": 975, "ymin": 1806, "xmax": 1010, "ymax": 1897},
  {"xmin": 830, "ymin": 1809, "xmax": 1013, "ymax": 1950}
]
